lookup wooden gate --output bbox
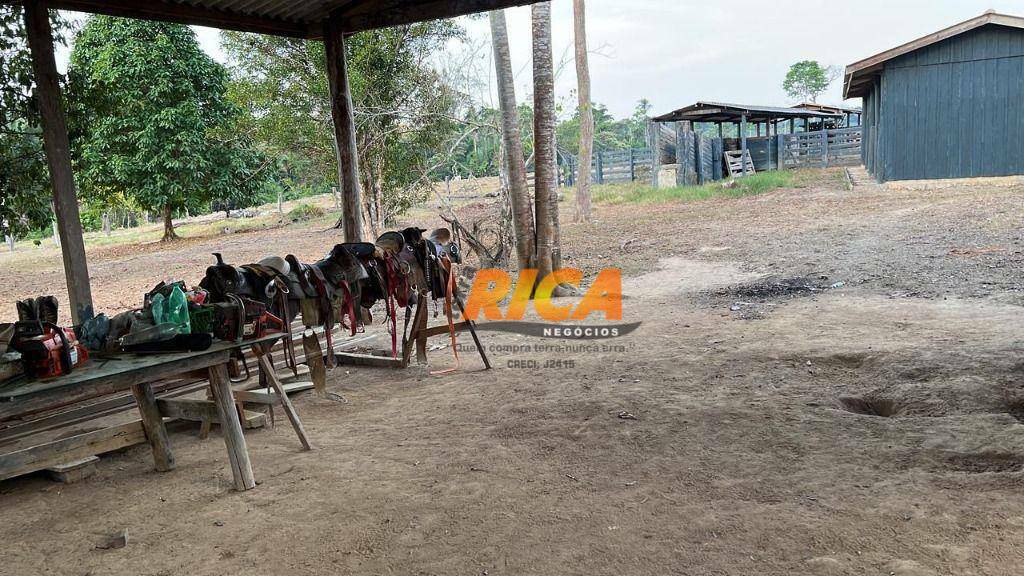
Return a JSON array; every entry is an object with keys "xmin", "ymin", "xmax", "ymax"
[{"xmin": 779, "ymin": 127, "xmax": 862, "ymax": 169}]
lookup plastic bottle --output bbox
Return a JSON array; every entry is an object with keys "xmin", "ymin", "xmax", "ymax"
[
  {"xmin": 167, "ymin": 285, "xmax": 192, "ymax": 334},
  {"xmin": 150, "ymin": 293, "xmax": 166, "ymax": 325}
]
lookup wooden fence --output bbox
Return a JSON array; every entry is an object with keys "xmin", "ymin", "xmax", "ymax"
[
  {"xmin": 528, "ymin": 148, "xmax": 654, "ymax": 187},
  {"xmin": 525, "ymin": 126, "xmax": 863, "ymax": 189},
  {"xmin": 778, "ymin": 127, "xmax": 862, "ymax": 168}
]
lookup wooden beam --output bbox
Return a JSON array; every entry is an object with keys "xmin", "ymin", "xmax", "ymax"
[
  {"xmin": 23, "ymin": 0, "xmax": 94, "ymax": 324},
  {"xmin": 740, "ymin": 114, "xmax": 748, "ymax": 176},
  {"xmin": 233, "ymin": 381, "xmax": 314, "ymax": 404},
  {"xmin": 131, "ymin": 382, "xmax": 176, "ymax": 472},
  {"xmin": 207, "ymin": 363, "xmax": 256, "ymax": 490},
  {"xmin": 156, "ymin": 398, "xmax": 220, "ymax": 422},
  {"xmin": 252, "ymin": 346, "xmax": 312, "ymax": 451},
  {"xmin": 0, "ymin": 420, "xmax": 146, "ymax": 482},
  {"xmin": 323, "ymin": 12, "xmax": 364, "ymax": 242},
  {"xmin": 336, "ymin": 352, "xmax": 404, "ymax": 369}
]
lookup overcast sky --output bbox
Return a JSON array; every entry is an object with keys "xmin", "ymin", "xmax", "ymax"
[{"xmin": 67, "ymin": 0, "xmax": 1019, "ymax": 120}]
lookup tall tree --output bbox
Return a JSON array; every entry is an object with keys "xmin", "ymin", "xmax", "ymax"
[
  {"xmin": 532, "ymin": 2, "xmax": 558, "ymax": 277},
  {"xmin": 783, "ymin": 60, "xmax": 840, "ymax": 103},
  {"xmin": 0, "ymin": 5, "xmax": 67, "ymax": 240},
  {"xmin": 223, "ymin": 23, "xmax": 462, "ymax": 236},
  {"xmin": 572, "ymin": 0, "xmax": 593, "ymax": 223},
  {"xmin": 489, "ymin": 10, "xmax": 534, "ymax": 271},
  {"xmin": 68, "ymin": 16, "xmax": 265, "ymax": 241}
]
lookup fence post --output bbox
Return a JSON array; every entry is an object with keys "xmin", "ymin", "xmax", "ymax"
[
  {"xmin": 822, "ymin": 130, "xmax": 829, "ymax": 167},
  {"xmin": 677, "ymin": 127, "xmax": 698, "ymax": 186},
  {"xmin": 629, "ymin": 149, "xmax": 636, "ymax": 181},
  {"xmin": 740, "ymin": 115, "xmax": 748, "ymax": 176},
  {"xmin": 647, "ymin": 121, "xmax": 660, "ymax": 187},
  {"xmin": 694, "ymin": 133, "xmax": 705, "ymax": 185},
  {"xmin": 596, "ymin": 151, "xmax": 604, "ymax": 185},
  {"xmin": 712, "ymin": 138, "xmax": 724, "ymax": 181},
  {"xmin": 777, "ymin": 134, "xmax": 786, "ymax": 170}
]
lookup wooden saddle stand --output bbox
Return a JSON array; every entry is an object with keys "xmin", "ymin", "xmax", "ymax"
[{"xmin": 400, "ymin": 259, "xmax": 490, "ymax": 373}]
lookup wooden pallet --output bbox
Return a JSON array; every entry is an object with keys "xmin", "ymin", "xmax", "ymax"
[{"xmin": 724, "ymin": 149, "xmax": 756, "ymax": 178}]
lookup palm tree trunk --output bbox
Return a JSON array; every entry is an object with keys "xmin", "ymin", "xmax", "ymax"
[
  {"xmin": 490, "ymin": 9, "xmax": 535, "ymax": 271},
  {"xmin": 531, "ymin": 2, "xmax": 557, "ymax": 279},
  {"xmin": 573, "ymin": 0, "xmax": 594, "ymax": 224}
]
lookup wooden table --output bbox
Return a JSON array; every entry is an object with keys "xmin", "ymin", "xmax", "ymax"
[{"xmin": 0, "ymin": 336, "xmax": 282, "ymax": 490}]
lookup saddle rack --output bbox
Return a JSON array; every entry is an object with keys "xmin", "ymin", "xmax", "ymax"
[{"xmin": 401, "ymin": 288, "xmax": 490, "ymax": 372}]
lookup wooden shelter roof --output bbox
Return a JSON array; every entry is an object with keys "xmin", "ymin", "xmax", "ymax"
[
  {"xmin": 844, "ymin": 10, "xmax": 1024, "ymax": 98},
  {"xmin": 5, "ymin": 0, "xmax": 540, "ymax": 37},
  {"xmin": 652, "ymin": 101, "xmax": 842, "ymax": 124}
]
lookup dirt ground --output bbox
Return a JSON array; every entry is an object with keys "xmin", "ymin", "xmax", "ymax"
[{"xmin": 2, "ymin": 169, "xmax": 1024, "ymax": 575}]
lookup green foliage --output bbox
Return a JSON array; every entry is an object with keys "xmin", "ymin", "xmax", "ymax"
[
  {"xmin": 222, "ymin": 21, "xmax": 463, "ymax": 228},
  {"xmin": 0, "ymin": 6, "xmax": 70, "ymax": 238},
  {"xmin": 593, "ymin": 171, "xmax": 797, "ymax": 205},
  {"xmin": 446, "ymin": 105, "xmax": 502, "ymax": 178},
  {"xmin": 66, "ymin": 16, "xmax": 267, "ymax": 234},
  {"xmin": 557, "ymin": 99, "xmax": 652, "ymax": 156},
  {"xmin": 783, "ymin": 60, "xmax": 837, "ymax": 103},
  {"xmin": 287, "ymin": 203, "xmax": 325, "ymax": 222}
]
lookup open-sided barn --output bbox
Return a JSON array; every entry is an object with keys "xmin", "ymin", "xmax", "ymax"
[{"xmin": 845, "ymin": 11, "xmax": 1024, "ymax": 183}]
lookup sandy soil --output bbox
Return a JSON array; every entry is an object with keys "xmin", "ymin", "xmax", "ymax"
[{"xmin": 2, "ymin": 169, "xmax": 1024, "ymax": 575}]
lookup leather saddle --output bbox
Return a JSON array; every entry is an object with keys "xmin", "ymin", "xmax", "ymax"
[
  {"xmin": 200, "ymin": 253, "xmax": 256, "ymax": 302},
  {"xmin": 428, "ymin": 227, "xmax": 461, "ymax": 265},
  {"xmin": 200, "ymin": 254, "xmax": 294, "ymax": 321},
  {"xmin": 400, "ymin": 227, "xmax": 447, "ymax": 298}
]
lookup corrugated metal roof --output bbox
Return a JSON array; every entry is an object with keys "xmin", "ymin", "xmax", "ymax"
[
  {"xmin": 38, "ymin": 0, "xmax": 541, "ymax": 37},
  {"xmin": 653, "ymin": 101, "xmax": 841, "ymax": 123},
  {"xmin": 844, "ymin": 11, "xmax": 1024, "ymax": 98}
]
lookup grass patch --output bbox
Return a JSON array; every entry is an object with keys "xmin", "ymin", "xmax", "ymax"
[
  {"xmin": 593, "ymin": 171, "xmax": 799, "ymax": 205},
  {"xmin": 287, "ymin": 203, "xmax": 326, "ymax": 222}
]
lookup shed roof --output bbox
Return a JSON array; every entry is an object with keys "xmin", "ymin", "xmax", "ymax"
[
  {"xmin": 844, "ymin": 10, "xmax": 1024, "ymax": 98},
  {"xmin": 9, "ymin": 0, "xmax": 539, "ymax": 38},
  {"xmin": 792, "ymin": 102, "xmax": 861, "ymax": 115},
  {"xmin": 652, "ymin": 101, "xmax": 841, "ymax": 124}
]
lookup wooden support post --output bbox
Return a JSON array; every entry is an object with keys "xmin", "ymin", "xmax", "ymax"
[
  {"xmin": 777, "ymin": 133, "xmax": 786, "ymax": 170},
  {"xmin": 208, "ymin": 363, "xmax": 256, "ymax": 490},
  {"xmin": 740, "ymin": 115, "xmax": 748, "ymax": 176},
  {"xmin": 131, "ymin": 382, "xmax": 175, "ymax": 472},
  {"xmin": 595, "ymin": 151, "xmax": 604, "ymax": 184},
  {"xmin": 675, "ymin": 124, "xmax": 685, "ymax": 186},
  {"xmin": 452, "ymin": 289, "xmax": 491, "ymax": 370},
  {"xmin": 324, "ymin": 13, "xmax": 363, "ymax": 243},
  {"xmin": 766, "ymin": 117, "xmax": 772, "ymax": 170},
  {"xmin": 712, "ymin": 138, "xmax": 724, "ymax": 181},
  {"xmin": 717, "ymin": 122, "xmax": 723, "ymax": 139},
  {"xmin": 253, "ymin": 344, "xmax": 312, "ymax": 451},
  {"xmin": 647, "ymin": 121, "xmax": 660, "ymax": 187},
  {"xmin": 628, "ymin": 149, "xmax": 636, "ymax": 181},
  {"xmin": 23, "ymin": 1, "xmax": 94, "ymax": 324},
  {"xmin": 694, "ymin": 133, "xmax": 704, "ymax": 185}
]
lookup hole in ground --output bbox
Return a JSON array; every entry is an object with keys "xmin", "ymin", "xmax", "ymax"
[
  {"xmin": 838, "ymin": 396, "xmax": 901, "ymax": 417},
  {"xmin": 1002, "ymin": 391, "xmax": 1024, "ymax": 423},
  {"xmin": 945, "ymin": 452, "xmax": 1024, "ymax": 474}
]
